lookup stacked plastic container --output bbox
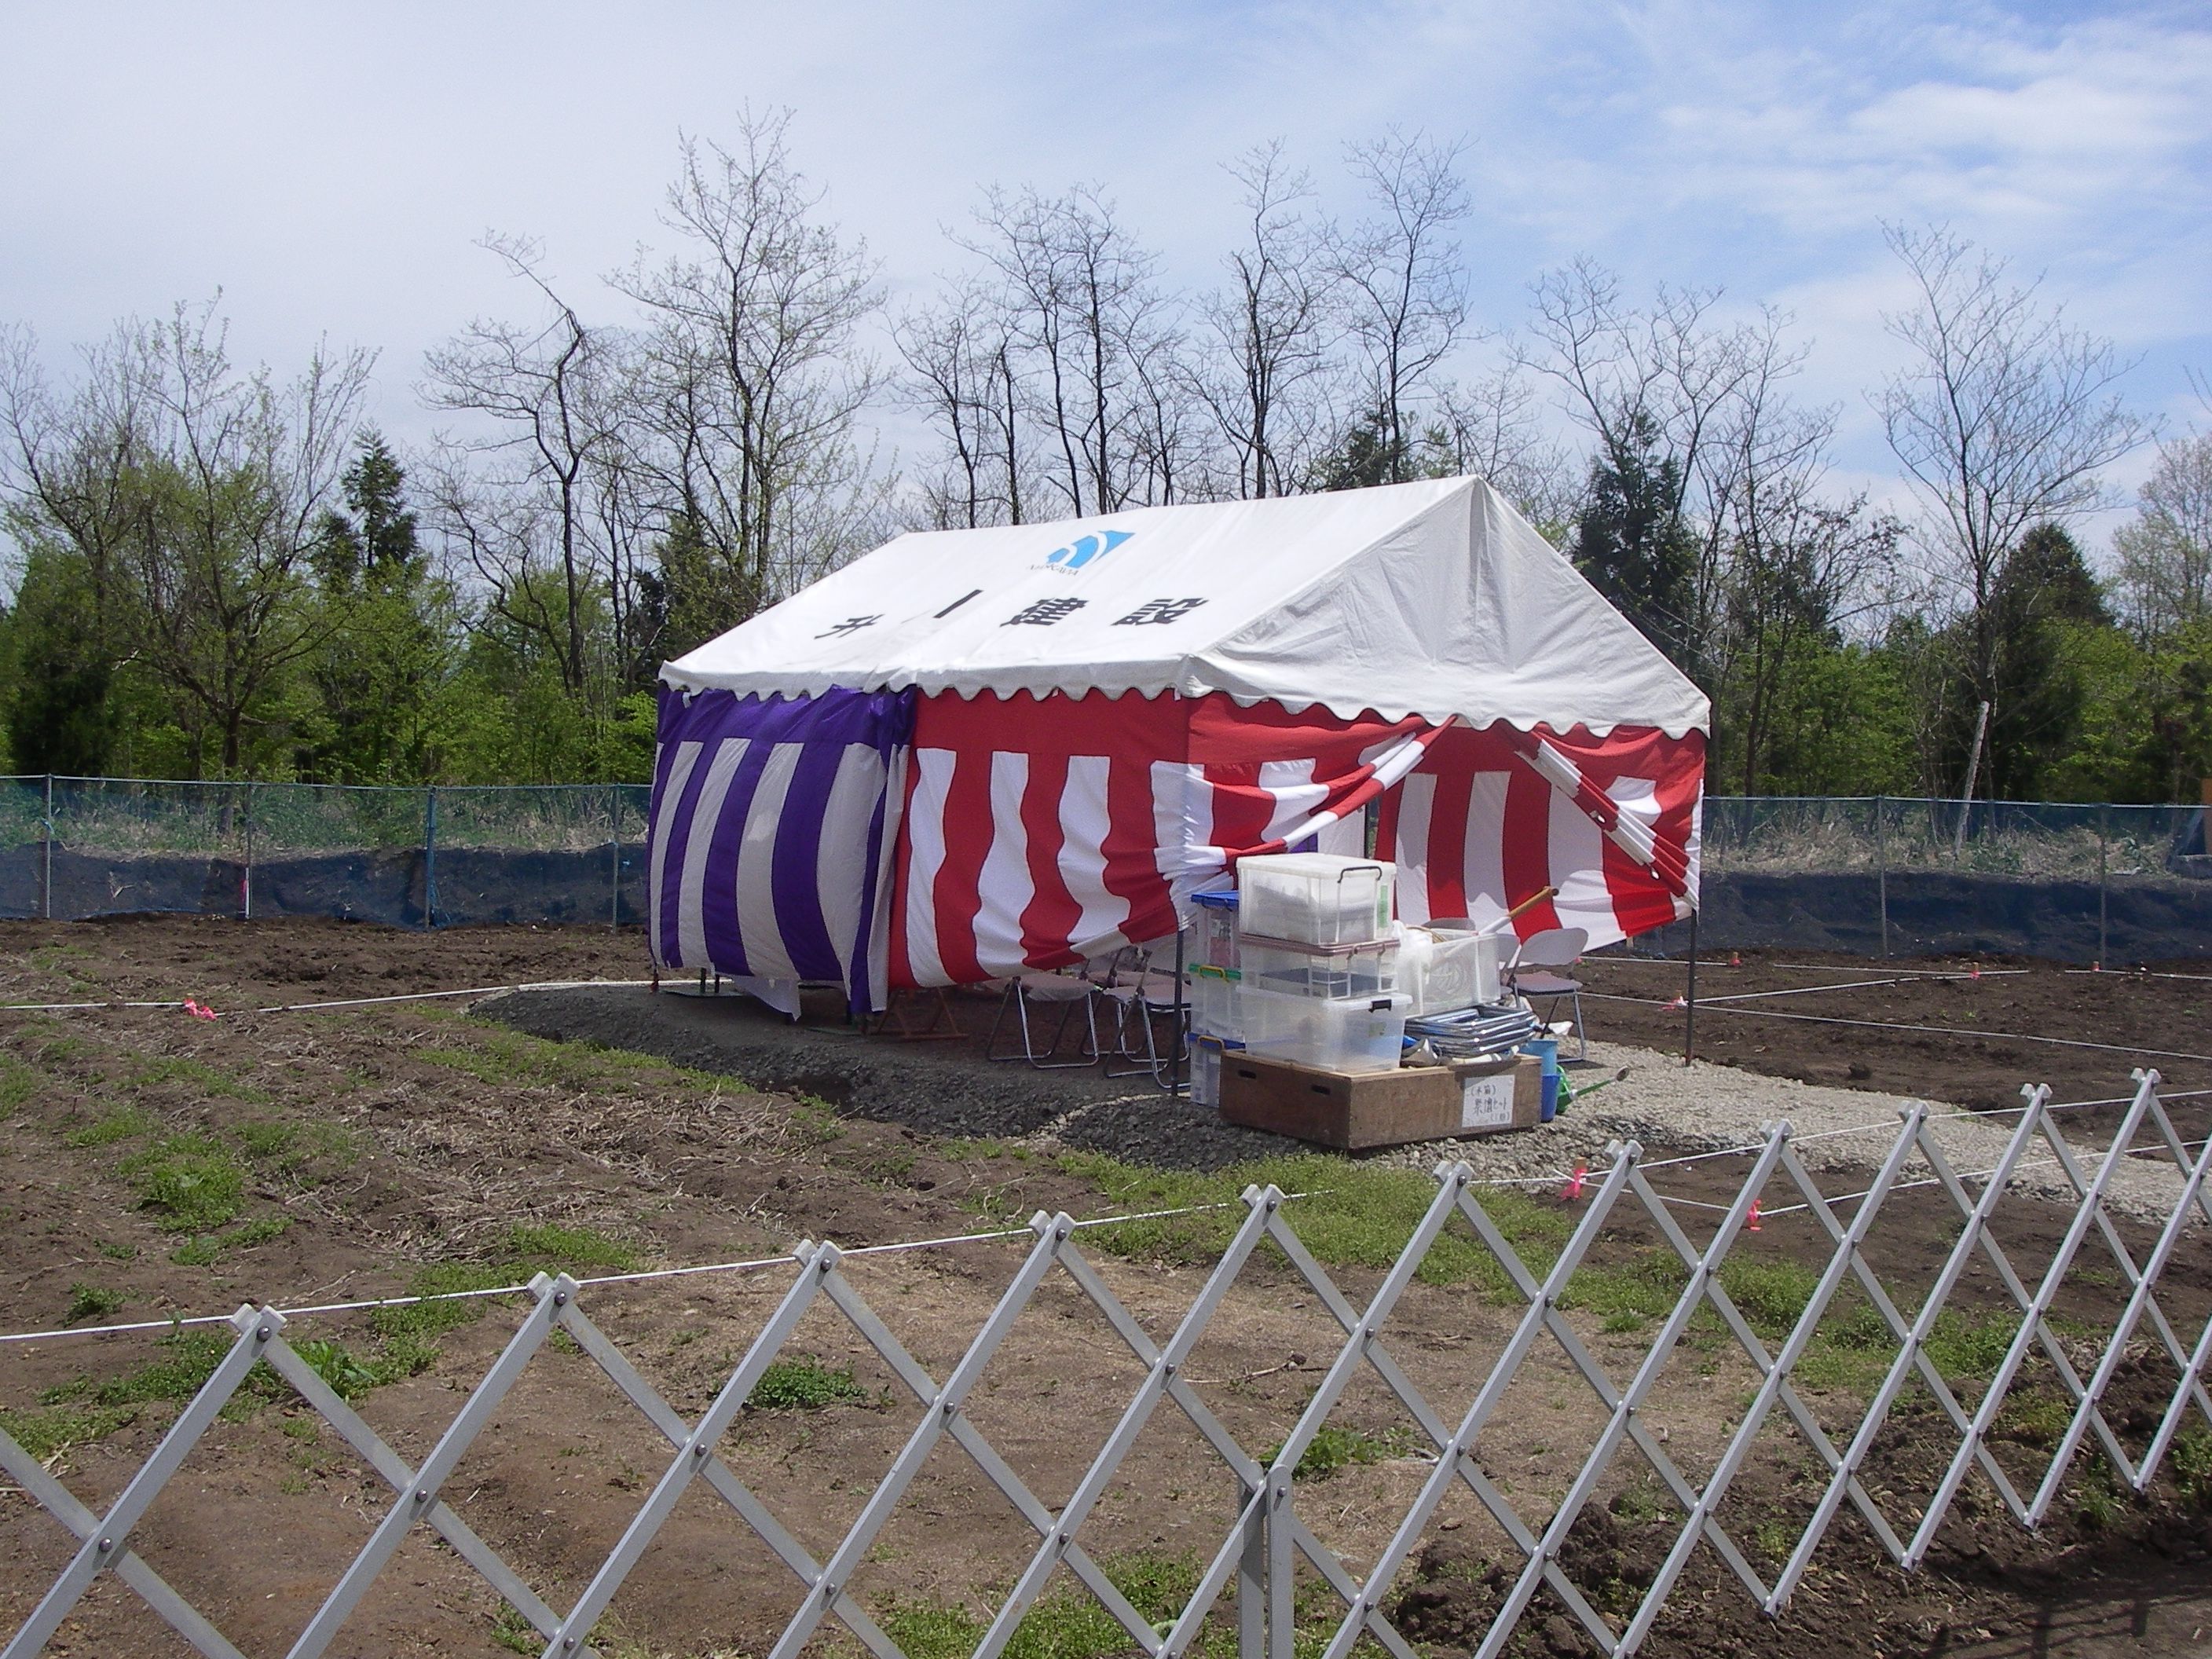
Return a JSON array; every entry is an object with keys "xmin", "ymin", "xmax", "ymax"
[
  {"xmin": 1229, "ymin": 855, "xmax": 1408, "ymax": 1075},
  {"xmin": 1185, "ymin": 891, "xmax": 1245, "ymax": 1108}
]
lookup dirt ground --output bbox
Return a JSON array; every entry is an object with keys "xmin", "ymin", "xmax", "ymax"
[
  {"xmin": 1576, "ymin": 947, "xmax": 2212, "ymax": 1134},
  {"xmin": 0, "ymin": 917, "xmax": 2204, "ymax": 1659}
]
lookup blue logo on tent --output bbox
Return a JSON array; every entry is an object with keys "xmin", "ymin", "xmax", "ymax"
[{"xmin": 1043, "ymin": 528, "xmax": 1133, "ymax": 570}]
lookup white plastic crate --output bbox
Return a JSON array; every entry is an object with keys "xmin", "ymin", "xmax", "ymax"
[{"xmin": 1234, "ymin": 854, "xmax": 1394, "ymax": 947}]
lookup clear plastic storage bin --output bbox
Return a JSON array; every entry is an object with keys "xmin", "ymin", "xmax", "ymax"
[
  {"xmin": 1188, "ymin": 1035, "xmax": 1243, "ymax": 1108},
  {"xmin": 1397, "ymin": 925, "xmax": 1502, "ymax": 1014},
  {"xmin": 1189, "ymin": 890, "xmax": 1240, "ymax": 971},
  {"xmin": 1238, "ymin": 936, "xmax": 1397, "ymax": 999},
  {"xmin": 1187, "ymin": 965, "xmax": 1245, "ymax": 1040},
  {"xmin": 1235, "ymin": 854, "xmax": 1394, "ymax": 947},
  {"xmin": 1239, "ymin": 987, "xmax": 1411, "ymax": 1075}
]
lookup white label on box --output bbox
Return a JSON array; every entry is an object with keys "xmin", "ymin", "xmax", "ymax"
[{"xmin": 1459, "ymin": 1074, "xmax": 1515, "ymax": 1131}]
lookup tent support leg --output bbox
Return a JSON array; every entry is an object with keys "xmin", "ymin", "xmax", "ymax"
[{"xmin": 1683, "ymin": 906, "xmax": 1700, "ymax": 1068}]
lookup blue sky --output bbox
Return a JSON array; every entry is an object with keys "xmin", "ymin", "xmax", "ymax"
[{"xmin": 4, "ymin": 1, "xmax": 2207, "ymax": 542}]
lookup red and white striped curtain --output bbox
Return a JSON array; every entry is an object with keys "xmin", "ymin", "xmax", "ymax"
[
  {"xmin": 1375, "ymin": 721, "xmax": 1703, "ymax": 950},
  {"xmin": 889, "ymin": 691, "xmax": 1445, "ymax": 987},
  {"xmin": 887, "ymin": 693, "xmax": 1704, "ymax": 987}
]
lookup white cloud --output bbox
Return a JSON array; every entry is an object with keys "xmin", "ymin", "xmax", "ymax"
[{"xmin": 0, "ymin": 0, "xmax": 2203, "ymax": 542}]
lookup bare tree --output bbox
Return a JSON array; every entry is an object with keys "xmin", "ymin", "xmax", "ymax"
[
  {"xmin": 896, "ymin": 276, "xmax": 1027, "ymax": 528},
  {"xmin": 1523, "ymin": 260, "xmax": 1795, "ymax": 671},
  {"xmin": 1334, "ymin": 131, "xmax": 1470, "ymax": 482},
  {"xmin": 1426, "ymin": 366, "xmax": 1577, "ymax": 531},
  {"xmin": 1876, "ymin": 223, "xmax": 2148, "ymax": 754},
  {"xmin": 2111, "ymin": 431, "xmax": 2212, "ymax": 640},
  {"xmin": 1190, "ymin": 142, "xmax": 1342, "ymax": 499},
  {"xmin": 617, "ymin": 110, "xmax": 885, "ymax": 612},
  {"xmin": 1, "ymin": 321, "xmax": 155, "ymax": 648},
  {"xmin": 959, "ymin": 183, "xmax": 1181, "ymax": 517},
  {"xmin": 423, "ymin": 236, "xmax": 620, "ymax": 691},
  {"xmin": 4, "ymin": 303, "xmax": 372, "ymax": 774}
]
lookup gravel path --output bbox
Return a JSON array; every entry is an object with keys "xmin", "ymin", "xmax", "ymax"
[{"xmin": 483, "ymin": 987, "xmax": 2199, "ymax": 1226}]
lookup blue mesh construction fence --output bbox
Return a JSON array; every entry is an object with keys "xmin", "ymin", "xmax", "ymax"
[
  {"xmin": 0, "ymin": 779, "xmax": 2200, "ymax": 958},
  {"xmin": 0, "ymin": 778, "xmax": 653, "ymax": 928}
]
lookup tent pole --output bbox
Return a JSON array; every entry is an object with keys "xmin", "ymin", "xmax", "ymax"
[
  {"xmin": 1682, "ymin": 905, "xmax": 1700, "ymax": 1068},
  {"xmin": 1170, "ymin": 925, "xmax": 1186, "ymax": 1097}
]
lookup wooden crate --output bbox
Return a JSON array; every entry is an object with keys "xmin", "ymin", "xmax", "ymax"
[{"xmin": 1218, "ymin": 1053, "xmax": 1542, "ymax": 1148}]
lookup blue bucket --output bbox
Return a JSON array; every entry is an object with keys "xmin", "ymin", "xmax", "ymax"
[{"xmin": 1522, "ymin": 1038, "xmax": 1562, "ymax": 1122}]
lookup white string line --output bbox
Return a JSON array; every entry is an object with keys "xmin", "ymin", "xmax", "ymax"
[
  {"xmin": 0, "ymin": 978, "xmax": 664, "ymax": 1018},
  {"xmin": 1580, "ymin": 991, "xmax": 2212, "ymax": 1065},
  {"xmin": 2063, "ymin": 969, "xmax": 2212, "ymax": 984},
  {"xmin": 1688, "ymin": 974, "xmax": 1997, "ymax": 1006},
  {"xmin": 0, "ymin": 1192, "xmax": 1337, "ymax": 1349},
  {"xmin": 1591, "ymin": 958, "xmax": 2031, "ymax": 980}
]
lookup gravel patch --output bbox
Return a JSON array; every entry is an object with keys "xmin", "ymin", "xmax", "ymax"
[{"xmin": 482, "ymin": 987, "xmax": 2196, "ymax": 1226}]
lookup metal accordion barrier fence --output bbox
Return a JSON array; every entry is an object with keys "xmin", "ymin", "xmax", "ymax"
[{"xmin": 2, "ymin": 1070, "xmax": 2205, "ymax": 1658}]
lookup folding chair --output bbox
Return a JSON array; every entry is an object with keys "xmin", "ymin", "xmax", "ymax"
[
  {"xmin": 1506, "ymin": 925, "xmax": 1589, "ymax": 1060},
  {"xmin": 1096, "ymin": 947, "xmax": 1185, "ymax": 1088},
  {"xmin": 983, "ymin": 963, "xmax": 1104, "ymax": 1068}
]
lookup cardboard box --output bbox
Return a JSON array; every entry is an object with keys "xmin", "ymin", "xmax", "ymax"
[
  {"xmin": 1448, "ymin": 1055, "xmax": 1544, "ymax": 1136},
  {"xmin": 1218, "ymin": 1053, "xmax": 1544, "ymax": 1148},
  {"xmin": 1218, "ymin": 1053, "xmax": 1458, "ymax": 1148}
]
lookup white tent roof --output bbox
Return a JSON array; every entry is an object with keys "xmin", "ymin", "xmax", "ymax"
[{"xmin": 661, "ymin": 476, "xmax": 1709, "ymax": 737}]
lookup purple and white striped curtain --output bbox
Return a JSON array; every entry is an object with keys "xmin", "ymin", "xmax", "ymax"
[{"xmin": 647, "ymin": 687, "xmax": 916, "ymax": 1012}]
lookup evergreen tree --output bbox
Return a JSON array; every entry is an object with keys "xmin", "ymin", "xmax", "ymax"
[{"xmin": 1570, "ymin": 412, "xmax": 1697, "ymax": 668}]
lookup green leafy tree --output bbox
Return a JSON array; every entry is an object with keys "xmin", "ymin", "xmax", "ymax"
[{"xmin": 295, "ymin": 435, "xmax": 460, "ymax": 783}]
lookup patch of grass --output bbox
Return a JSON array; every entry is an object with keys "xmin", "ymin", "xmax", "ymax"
[
  {"xmin": 38, "ymin": 1035, "xmax": 93, "ymax": 1065},
  {"xmin": 504, "ymin": 1222, "xmax": 643, "ymax": 1276},
  {"xmin": 1921, "ymin": 1309, "xmax": 2020, "ymax": 1383},
  {"xmin": 1269, "ymin": 1423, "xmax": 1414, "ymax": 1481},
  {"xmin": 1994, "ymin": 1388, "xmax": 2072, "ymax": 1448},
  {"xmin": 1715, "ymin": 1257, "xmax": 1822, "ymax": 1342},
  {"xmin": 1561, "ymin": 1254, "xmax": 1689, "ymax": 1328},
  {"xmin": 0, "ymin": 1401, "xmax": 137, "ymax": 1459},
  {"xmin": 748, "ymin": 1357, "xmax": 873, "ymax": 1411},
  {"xmin": 64, "ymin": 1281, "xmax": 126, "ymax": 1324},
  {"xmin": 65, "ymin": 1104, "xmax": 157, "ymax": 1148},
  {"xmin": 367, "ymin": 1262, "xmax": 526, "ymax": 1342},
  {"xmin": 491, "ymin": 1602, "xmax": 540, "ymax": 1655},
  {"xmin": 1749, "ymin": 1518, "xmax": 1797, "ymax": 1560},
  {"xmin": 789, "ymin": 1093, "xmax": 846, "ymax": 1144},
  {"xmin": 1609, "ymin": 1484, "xmax": 1669, "ymax": 1525},
  {"xmin": 119, "ymin": 1134, "xmax": 247, "ymax": 1232},
  {"xmin": 360, "ymin": 1226, "xmax": 643, "ymax": 1369},
  {"xmin": 128, "ymin": 1055, "xmax": 268, "ymax": 1103},
  {"xmin": 2172, "ymin": 1426, "xmax": 2212, "ymax": 1511},
  {"xmin": 46, "ymin": 1328, "xmax": 237, "ymax": 1410},
  {"xmin": 1046, "ymin": 1149, "xmax": 1571, "ymax": 1295},
  {"xmin": 229, "ymin": 1117, "xmax": 357, "ymax": 1177},
  {"xmin": 875, "ymin": 1553, "xmax": 1228, "ymax": 1659},
  {"xmin": 2075, "ymin": 1465, "xmax": 2126, "ymax": 1530},
  {"xmin": 37, "ymin": 1322, "xmax": 430, "ymax": 1445},
  {"xmin": 0, "ymin": 1053, "xmax": 38, "ymax": 1111},
  {"xmin": 168, "ymin": 1214, "xmax": 291, "ymax": 1268}
]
